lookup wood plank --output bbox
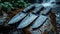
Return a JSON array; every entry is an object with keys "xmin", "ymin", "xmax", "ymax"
[{"xmin": 49, "ymin": 12, "xmax": 59, "ymax": 34}]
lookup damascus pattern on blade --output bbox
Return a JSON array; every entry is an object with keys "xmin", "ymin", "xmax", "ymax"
[
  {"xmin": 8, "ymin": 13, "xmax": 27, "ymax": 24},
  {"xmin": 10, "ymin": 4, "xmax": 35, "ymax": 20},
  {"xmin": 11, "ymin": 12, "xmax": 22, "ymax": 19},
  {"xmin": 17, "ymin": 14, "xmax": 37, "ymax": 29},
  {"xmin": 32, "ymin": 5, "xmax": 44, "ymax": 14},
  {"xmin": 31, "ymin": 15, "xmax": 48, "ymax": 29},
  {"xmin": 23, "ymin": 4, "xmax": 35, "ymax": 13},
  {"xmin": 42, "ymin": 7, "xmax": 51, "ymax": 15}
]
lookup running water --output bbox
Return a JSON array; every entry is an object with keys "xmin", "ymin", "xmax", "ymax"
[
  {"xmin": 43, "ymin": 0, "xmax": 50, "ymax": 3},
  {"xmin": 42, "ymin": 0, "xmax": 55, "ymax": 3},
  {"xmin": 42, "ymin": 0, "xmax": 56, "ymax": 7}
]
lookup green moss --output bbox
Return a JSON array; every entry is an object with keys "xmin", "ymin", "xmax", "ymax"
[{"xmin": 0, "ymin": 0, "xmax": 30, "ymax": 14}]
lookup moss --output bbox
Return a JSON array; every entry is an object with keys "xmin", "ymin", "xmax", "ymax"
[{"xmin": 0, "ymin": 0, "xmax": 30, "ymax": 14}]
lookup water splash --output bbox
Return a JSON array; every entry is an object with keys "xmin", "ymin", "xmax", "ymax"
[
  {"xmin": 43, "ymin": 0, "xmax": 55, "ymax": 3},
  {"xmin": 42, "ymin": 0, "xmax": 56, "ymax": 7}
]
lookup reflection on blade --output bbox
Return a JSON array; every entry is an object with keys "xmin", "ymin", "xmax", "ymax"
[
  {"xmin": 11, "ymin": 12, "xmax": 22, "ymax": 19},
  {"xmin": 8, "ymin": 4, "xmax": 35, "ymax": 25},
  {"xmin": 31, "ymin": 15, "xmax": 47, "ymax": 29},
  {"xmin": 8, "ymin": 13, "xmax": 27, "ymax": 24},
  {"xmin": 17, "ymin": 14, "xmax": 37, "ymax": 29},
  {"xmin": 42, "ymin": 7, "xmax": 51, "ymax": 15},
  {"xmin": 23, "ymin": 4, "xmax": 35, "ymax": 13},
  {"xmin": 33, "ymin": 5, "xmax": 44, "ymax": 14}
]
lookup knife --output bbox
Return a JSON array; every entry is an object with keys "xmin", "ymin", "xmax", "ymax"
[
  {"xmin": 8, "ymin": 5, "xmax": 35, "ymax": 24},
  {"xmin": 17, "ymin": 5, "xmax": 44, "ymax": 29}
]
